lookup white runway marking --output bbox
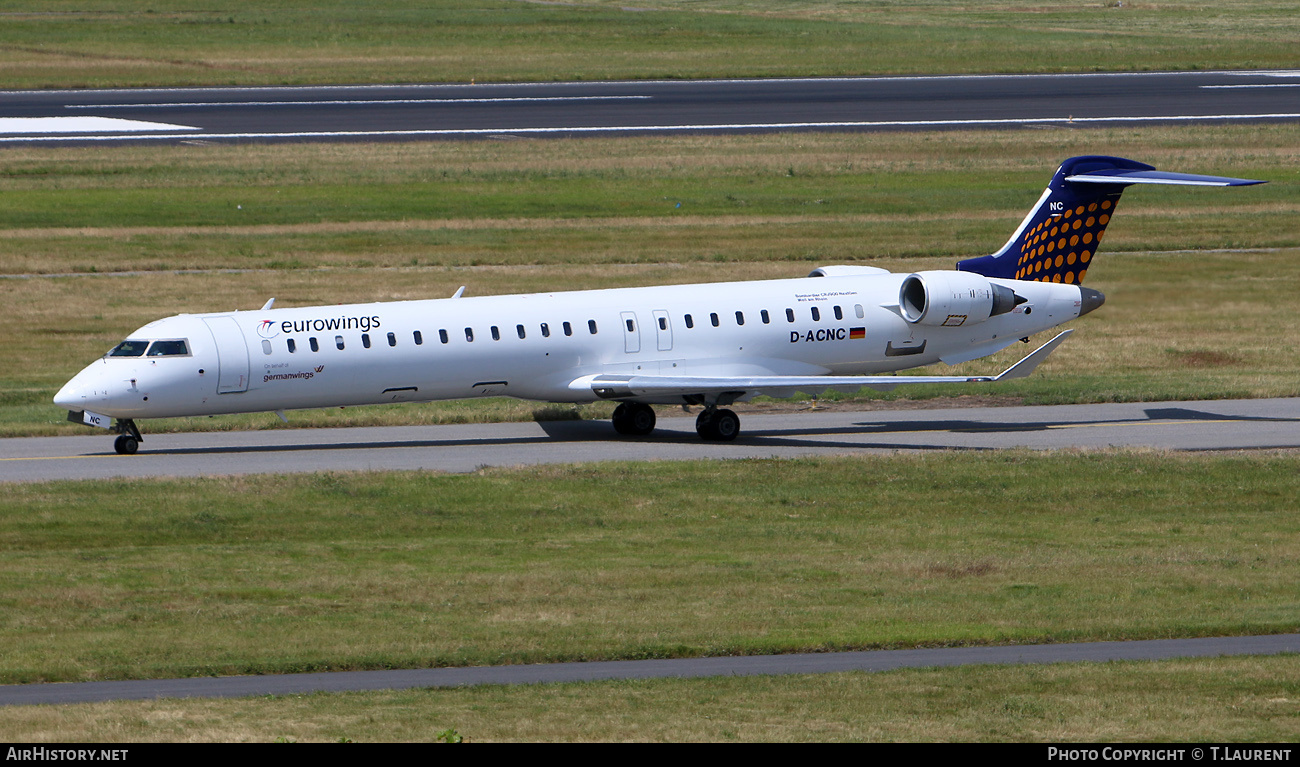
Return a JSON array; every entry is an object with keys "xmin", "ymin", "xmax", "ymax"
[
  {"xmin": 0, "ymin": 116, "xmax": 198, "ymax": 134},
  {"xmin": 67, "ymin": 95, "xmax": 653, "ymax": 109},
  {"xmin": 1202, "ymin": 84, "xmax": 1300, "ymax": 89},
  {"xmin": 3, "ymin": 112, "xmax": 1297, "ymax": 143}
]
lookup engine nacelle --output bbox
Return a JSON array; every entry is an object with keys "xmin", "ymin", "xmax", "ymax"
[{"xmin": 899, "ymin": 271, "xmax": 1020, "ymax": 327}]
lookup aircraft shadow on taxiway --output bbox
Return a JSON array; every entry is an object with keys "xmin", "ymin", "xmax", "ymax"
[{"xmin": 92, "ymin": 406, "xmax": 1300, "ymax": 457}]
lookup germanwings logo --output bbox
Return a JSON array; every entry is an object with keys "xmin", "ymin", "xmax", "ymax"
[{"xmin": 264, "ymin": 365, "xmax": 324, "ymax": 384}]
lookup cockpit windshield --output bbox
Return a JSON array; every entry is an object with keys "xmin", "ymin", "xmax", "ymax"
[
  {"xmin": 107, "ymin": 339, "xmax": 190, "ymax": 358},
  {"xmin": 146, "ymin": 339, "xmax": 190, "ymax": 357},
  {"xmin": 108, "ymin": 340, "xmax": 149, "ymax": 357}
]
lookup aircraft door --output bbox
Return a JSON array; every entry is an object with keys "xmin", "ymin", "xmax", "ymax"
[
  {"xmin": 652, "ymin": 309, "xmax": 673, "ymax": 351},
  {"xmin": 620, "ymin": 311, "xmax": 641, "ymax": 353},
  {"xmin": 202, "ymin": 316, "xmax": 251, "ymax": 394}
]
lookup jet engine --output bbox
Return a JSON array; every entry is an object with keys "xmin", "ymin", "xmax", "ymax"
[{"xmin": 899, "ymin": 271, "xmax": 1021, "ymax": 327}]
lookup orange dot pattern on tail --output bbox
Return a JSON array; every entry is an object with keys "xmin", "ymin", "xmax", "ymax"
[{"xmin": 1013, "ymin": 199, "xmax": 1116, "ymax": 283}]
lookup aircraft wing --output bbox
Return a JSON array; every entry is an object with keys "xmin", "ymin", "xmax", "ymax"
[{"xmin": 572, "ymin": 330, "xmax": 1072, "ymax": 400}]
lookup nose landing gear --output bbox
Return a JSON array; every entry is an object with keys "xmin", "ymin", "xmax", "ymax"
[{"xmin": 113, "ymin": 419, "xmax": 143, "ymax": 455}]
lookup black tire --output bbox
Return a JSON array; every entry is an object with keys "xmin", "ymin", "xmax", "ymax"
[
  {"xmin": 613, "ymin": 403, "xmax": 656, "ymax": 436},
  {"xmin": 612, "ymin": 403, "xmax": 633, "ymax": 434},
  {"xmin": 712, "ymin": 409, "xmax": 740, "ymax": 441},
  {"xmin": 114, "ymin": 435, "xmax": 138, "ymax": 455},
  {"xmin": 695, "ymin": 409, "xmax": 716, "ymax": 440},
  {"xmin": 628, "ymin": 404, "xmax": 656, "ymax": 435}
]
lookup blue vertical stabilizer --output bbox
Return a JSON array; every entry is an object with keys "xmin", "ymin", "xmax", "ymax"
[{"xmin": 956, "ymin": 156, "xmax": 1263, "ymax": 284}]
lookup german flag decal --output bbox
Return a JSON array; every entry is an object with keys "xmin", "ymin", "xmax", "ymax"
[{"xmin": 849, "ymin": 327, "xmax": 866, "ymax": 340}]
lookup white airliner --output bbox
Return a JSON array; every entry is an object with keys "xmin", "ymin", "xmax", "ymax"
[{"xmin": 55, "ymin": 156, "xmax": 1262, "ymax": 454}]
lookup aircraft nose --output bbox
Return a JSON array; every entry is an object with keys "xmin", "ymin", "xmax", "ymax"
[
  {"xmin": 53, "ymin": 380, "xmax": 81, "ymax": 410},
  {"xmin": 54, "ymin": 364, "xmax": 109, "ymax": 411}
]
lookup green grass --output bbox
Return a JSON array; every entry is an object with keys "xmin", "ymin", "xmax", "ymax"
[
  {"xmin": 2, "ymin": 453, "xmax": 1298, "ymax": 685},
  {"xmin": 3, "ymin": 655, "xmax": 1300, "ymax": 742},
  {"xmin": 2, "ymin": 1, "xmax": 1298, "ymax": 88}
]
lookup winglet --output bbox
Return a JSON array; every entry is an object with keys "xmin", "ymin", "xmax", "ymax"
[{"xmin": 993, "ymin": 329, "xmax": 1073, "ymax": 380}]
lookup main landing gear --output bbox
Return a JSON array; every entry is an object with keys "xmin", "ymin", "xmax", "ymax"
[
  {"xmin": 113, "ymin": 419, "xmax": 143, "ymax": 455},
  {"xmin": 695, "ymin": 407, "xmax": 740, "ymax": 442},
  {"xmin": 612, "ymin": 402, "xmax": 656, "ymax": 436},
  {"xmin": 609, "ymin": 402, "xmax": 741, "ymax": 441}
]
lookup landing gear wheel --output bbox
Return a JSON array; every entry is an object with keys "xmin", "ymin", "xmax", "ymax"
[
  {"xmin": 696, "ymin": 408, "xmax": 740, "ymax": 441},
  {"xmin": 113, "ymin": 434, "xmax": 138, "ymax": 455},
  {"xmin": 612, "ymin": 402, "xmax": 656, "ymax": 436}
]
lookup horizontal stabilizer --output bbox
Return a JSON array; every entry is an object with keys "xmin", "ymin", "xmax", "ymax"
[
  {"xmin": 572, "ymin": 330, "xmax": 1072, "ymax": 401},
  {"xmin": 1064, "ymin": 169, "xmax": 1264, "ymax": 187}
]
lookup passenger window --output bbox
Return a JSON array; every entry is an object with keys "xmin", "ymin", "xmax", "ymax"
[
  {"xmin": 834, "ymin": 305, "xmax": 843, "ymax": 320},
  {"xmin": 855, "ymin": 304, "xmax": 865, "ymax": 319},
  {"xmin": 465, "ymin": 328, "xmax": 474, "ymax": 342},
  {"xmin": 108, "ymin": 340, "xmax": 149, "ymax": 357},
  {"xmin": 786, "ymin": 308, "xmax": 795, "ymax": 323},
  {"xmin": 735, "ymin": 311, "xmax": 744, "ymax": 326},
  {"xmin": 761, "ymin": 309, "xmax": 770, "ymax": 324},
  {"xmin": 309, "ymin": 337, "xmax": 319, "ymax": 352},
  {"xmin": 146, "ymin": 339, "xmax": 189, "ymax": 357},
  {"xmin": 588, "ymin": 320, "xmax": 597, "ymax": 334},
  {"xmin": 541, "ymin": 323, "xmax": 550, "ymax": 338},
  {"xmin": 261, "ymin": 340, "xmax": 272, "ymax": 355},
  {"xmin": 362, "ymin": 333, "xmax": 371, "ymax": 349},
  {"xmin": 658, "ymin": 317, "xmax": 667, "ymax": 331},
  {"xmin": 625, "ymin": 318, "xmax": 635, "ymax": 332},
  {"xmin": 387, "ymin": 332, "xmax": 397, "ymax": 347},
  {"xmin": 685, "ymin": 314, "xmax": 694, "ymax": 329},
  {"xmin": 710, "ymin": 313, "xmax": 719, "ymax": 327},
  {"xmin": 811, "ymin": 307, "xmax": 821, "ymax": 322},
  {"xmin": 517, "ymin": 324, "xmax": 526, "ymax": 340},
  {"xmin": 287, "ymin": 338, "xmax": 297, "ymax": 354},
  {"xmin": 439, "ymin": 329, "xmax": 449, "ymax": 344},
  {"xmin": 414, "ymin": 330, "xmax": 423, "ymax": 345},
  {"xmin": 563, "ymin": 321, "xmax": 573, "ymax": 337},
  {"xmin": 335, "ymin": 335, "xmax": 345, "ymax": 350},
  {"xmin": 491, "ymin": 326, "xmax": 500, "ymax": 341}
]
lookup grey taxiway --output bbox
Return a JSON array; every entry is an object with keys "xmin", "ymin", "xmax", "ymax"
[
  {"xmin": 2, "ymin": 69, "xmax": 1298, "ymax": 145},
  {"xmin": 4, "ymin": 397, "xmax": 1299, "ymax": 483}
]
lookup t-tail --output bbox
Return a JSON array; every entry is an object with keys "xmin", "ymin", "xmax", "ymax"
[{"xmin": 956, "ymin": 156, "xmax": 1264, "ymax": 284}]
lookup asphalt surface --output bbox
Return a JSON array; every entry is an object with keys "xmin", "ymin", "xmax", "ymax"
[
  {"xmin": 2, "ymin": 70, "xmax": 1298, "ymax": 145},
  {"xmin": 3, "ymin": 634, "xmax": 1297, "ymax": 706},
  {"xmin": 5, "ymin": 397, "xmax": 1299, "ymax": 483}
]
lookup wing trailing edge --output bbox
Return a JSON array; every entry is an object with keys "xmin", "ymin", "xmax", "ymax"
[{"xmin": 571, "ymin": 330, "xmax": 1073, "ymax": 401}]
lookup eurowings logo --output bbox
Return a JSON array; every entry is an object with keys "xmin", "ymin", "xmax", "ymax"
[{"xmin": 257, "ymin": 320, "xmax": 280, "ymax": 339}]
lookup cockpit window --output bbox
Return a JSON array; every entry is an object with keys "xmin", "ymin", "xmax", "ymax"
[
  {"xmin": 146, "ymin": 339, "xmax": 190, "ymax": 357},
  {"xmin": 108, "ymin": 340, "xmax": 149, "ymax": 357}
]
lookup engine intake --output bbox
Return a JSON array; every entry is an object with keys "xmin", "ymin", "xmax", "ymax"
[{"xmin": 899, "ymin": 271, "xmax": 1020, "ymax": 327}]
